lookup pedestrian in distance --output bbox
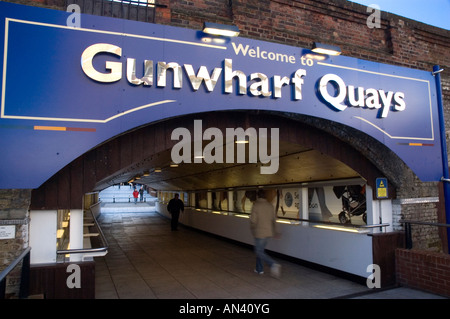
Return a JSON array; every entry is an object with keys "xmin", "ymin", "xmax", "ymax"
[
  {"xmin": 139, "ymin": 186, "xmax": 144, "ymax": 202},
  {"xmin": 167, "ymin": 193, "xmax": 184, "ymax": 231},
  {"xmin": 133, "ymin": 188, "xmax": 139, "ymax": 204},
  {"xmin": 250, "ymin": 189, "xmax": 281, "ymax": 278}
]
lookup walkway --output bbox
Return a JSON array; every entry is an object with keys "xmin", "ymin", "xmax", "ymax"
[{"xmin": 94, "ymin": 211, "xmax": 446, "ymax": 300}]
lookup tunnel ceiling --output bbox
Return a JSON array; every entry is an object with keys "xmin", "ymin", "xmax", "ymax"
[{"xmin": 94, "ymin": 139, "xmax": 361, "ymax": 192}]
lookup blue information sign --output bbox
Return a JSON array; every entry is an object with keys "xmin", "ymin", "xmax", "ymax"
[{"xmin": 0, "ymin": 2, "xmax": 443, "ymax": 188}]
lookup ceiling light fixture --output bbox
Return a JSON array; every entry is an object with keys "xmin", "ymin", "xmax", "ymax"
[
  {"xmin": 311, "ymin": 42, "xmax": 342, "ymax": 56},
  {"xmin": 202, "ymin": 22, "xmax": 240, "ymax": 37}
]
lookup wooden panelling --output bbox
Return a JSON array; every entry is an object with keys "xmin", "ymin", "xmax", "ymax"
[
  {"xmin": 372, "ymin": 232, "xmax": 404, "ymax": 287},
  {"xmin": 29, "ymin": 262, "xmax": 95, "ymax": 299}
]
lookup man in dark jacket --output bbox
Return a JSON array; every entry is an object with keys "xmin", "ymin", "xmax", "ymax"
[{"xmin": 167, "ymin": 193, "xmax": 184, "ymax": 231}]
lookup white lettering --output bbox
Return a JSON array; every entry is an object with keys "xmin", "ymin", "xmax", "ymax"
[
  {"xmin": 224, "ymin": 58, "xmax": 247, "ymax": 94},
  {"xmin": 378, "ymin": 90, "xmax": 394, "ymax": 118},
  {"xmin": 66, "ymin": 4, "xmax": 81, "ymax": 28},
  {"xmin": 319, "ymin": 73, "xmax": 347, "ymax": 111},
  {"xmin": 273, "ymin": 75, "xmax": 291, "ymax": 98},
  {"xmin": 81, "ymin": 43, "xmax": 122, "ymax": 83},
  {"xmin": 319, "ymin": 73, "xmax": 406, "ymax": 117},
  {"xmin": 394, "ymin": 92, "xmax": 406, "ymax": 111},
  {"xmin": 231, "ymin": 42, "xmax": 296, "ymax": 64},
  {"xmin": 366, "ymin": 264, "xmax": 381, "ymax": 288},
  {"xmin": 66, "ymin": 264, "xmax": 81, "ymax": 289},
  {"xmin": 179, "ymin": 303, "xmax": 214, "ymax": 316},
  {"xmin": 367, "ymin": 4, "xmax": 381, "ymax": 29},
  {"xmin": 184, "ymin": 64, "xmax": 222, "ymax": 91},
  {"xmin": 292, "ymin": 69, "xmax": 307, "ymax": 100},
  {"xmin": 80, "ymin": 43, "xmax": 406, "ymax": 119},
  {"xmin": 171, "ymin": 127, "xmax": 191, "ymax": 164},
  {"xmin": 249, "ymin": 73, "xmax": 272, "ymax": 97},
  {"xmin": 222, "ymin": 303, "xmax": 270, "ymax": 314},
  {"xmin": 171, "ymin": 120, "xmax": 279, "ymax": 174}
]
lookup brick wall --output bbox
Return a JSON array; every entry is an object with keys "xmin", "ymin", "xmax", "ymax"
[
  {"xmin": 0, "ymin": 189, "xmax": 31, "ymax": 297},
  {"xmin": 396, "ymin": 248, "xmax": 450, "ymax": 297}
]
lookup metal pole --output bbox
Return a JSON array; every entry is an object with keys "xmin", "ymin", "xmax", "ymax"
[
  {"xmin": 405, "ymin": 222, "xmax": 412, "ymax": 249},
  {"xmin": 434, "ymin": 65, "xmax": 450, "ymax": 253}
]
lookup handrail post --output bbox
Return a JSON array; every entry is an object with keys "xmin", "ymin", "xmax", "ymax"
[
  {"xmin": 0, "ymin": 276, "xmax": 5, "ymax": 299},
  {"xmin": 405, "ymin": 222, "xmax": 412, "ymax": 249},
  {"xmin": 0, "ymin": 247, "xmax": 31, "ymax": 299},
  {"xmin": 18, "ymin": 250, "xmax": 30, "ymax": 299}
]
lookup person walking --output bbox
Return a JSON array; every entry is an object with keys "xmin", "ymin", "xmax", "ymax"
[
  {"xmin": 133, "ymin": 188, "xmax": 139, "ymax": 204},
  {"xmin": 167, "ymin": 193, "xmax": 184, "ymax": 231},
  {"xmin": 250, "ymin": 189, "xmax": 281, "ymax": 278}
]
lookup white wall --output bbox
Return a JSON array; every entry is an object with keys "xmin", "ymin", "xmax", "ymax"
[{"xmin": 30, "ymin": 210, "xmax": 57, "ymax": 264}]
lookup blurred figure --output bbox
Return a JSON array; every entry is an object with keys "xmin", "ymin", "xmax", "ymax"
[{"xmin": 250, "ymin": 189, "xmax": 281, "ymax": 278}]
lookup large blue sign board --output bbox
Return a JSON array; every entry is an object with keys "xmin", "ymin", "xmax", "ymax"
[{"xmin": 0, "ymin": 2, "xmax": 443, "ymax": 188}]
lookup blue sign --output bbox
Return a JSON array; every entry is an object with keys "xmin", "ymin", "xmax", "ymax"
[
  {"xmin": 0, "ymin": 2, "xmax": 443, "ymax": 188},
  {"xmin": 376, "ymin": 178, "xmax": 388, "ymax": 199}
]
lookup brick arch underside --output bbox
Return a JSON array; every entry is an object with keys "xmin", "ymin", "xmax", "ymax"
[{"xmin": 30, "ymin": 111, "xmax": 396, "ymax": 210}]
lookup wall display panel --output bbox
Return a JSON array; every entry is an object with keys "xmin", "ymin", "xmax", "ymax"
[
  {"xmin": 188, "ymin": 181, "xmax": 368, "ymax": 225},
  {"xmin": 195, "ymin": 192, "xmax": 208, "ymax": 209},
  {"xmin": 275, "ymin": 188, "xmax": 300, "ymax": 219},
  {"xmin": 234, "ymin": 190, "xmax": 255, "ymax": 213},
  {"xmin": 308, "ymin": 184, "xmax": 367, "ymax": 225}
]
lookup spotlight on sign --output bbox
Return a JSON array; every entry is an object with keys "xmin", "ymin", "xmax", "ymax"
[
  {"xmin": 202, "ymin": 22, "xmax": 240, "ymax": 37},
  {"xmin": 312, "ymin": 42, "xmax": 342, "ymax": 56}
]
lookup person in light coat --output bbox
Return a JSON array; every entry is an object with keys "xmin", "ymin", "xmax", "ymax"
[{"xmin": 250, "ymin": 189, "xmax": 281, "ymax": 278}]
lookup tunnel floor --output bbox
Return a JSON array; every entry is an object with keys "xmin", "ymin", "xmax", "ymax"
[
  {"xmin": 94, "ymin": 210, "xmax": 371, "ymax": 299},
  {"xmin": 94, "ymin": 210, "xmax": 445, "ymax": 299}
]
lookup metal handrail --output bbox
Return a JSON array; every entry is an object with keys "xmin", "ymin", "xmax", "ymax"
[
  {"xmin": 186, "ymin": 206, "xmax": 389, "ymax": 230},
  {"xmin": 56, "ymin": 209, "xmax": 108, "ymax": 256},
  {"xmin": 400, "ymin": 219, "xmax": 450, "ymax": 250},
  {"xmin": 0, "ymin": 247, "xmax": 31, "ymax": 299},
  {"xmin": 275, "ymin": 216, "xmax": 389, "ymax": 229}
]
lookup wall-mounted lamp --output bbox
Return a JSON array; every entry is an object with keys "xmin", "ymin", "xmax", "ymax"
[
  {"xmin": 202, "ymin": 22, "xmax": 240, "ymax": 37},
  {"xmin": 311, "ymin": 42, "xmax": 342, "ymax": 56},
  {"xmin": 154, "ymin": 168, "xmax": 162, "ymax": 173},
  {"xmin": 235, "ymin": 136, "xmax": 249, "ymax": 144}
]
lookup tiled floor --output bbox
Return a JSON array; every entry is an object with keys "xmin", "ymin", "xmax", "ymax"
[{"xmin": 94, "ymin": 211, "xmax": 446, "ymax": 299}]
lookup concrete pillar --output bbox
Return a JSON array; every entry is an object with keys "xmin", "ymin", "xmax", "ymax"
[
  {"xmin": 300, "ymin": 187, "xmax": 309, "ymax": 222},
  {"xmin": 228, "ymin": 190, "xmax": 234, "ymax": 211},
  {"xmin": 69, "ymin": 209, "xmax": 83, "ymax": 262},
  {"xmin": 207, "ymin": 191, "xmax": 212, "ymax": 210}
]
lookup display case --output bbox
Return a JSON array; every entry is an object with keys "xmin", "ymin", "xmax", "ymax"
[{"xmin": 186, "ymin": 179, "xmax": 368, "ymax": 226}]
